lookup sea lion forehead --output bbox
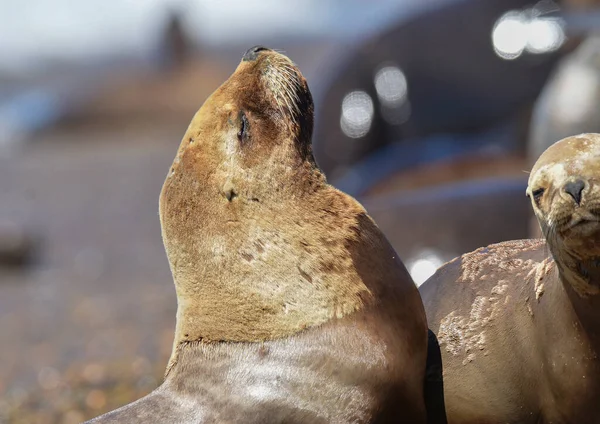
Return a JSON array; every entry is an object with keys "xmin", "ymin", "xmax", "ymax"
[{"xmin": 529, "ymin": 133, "xmax": 600, "ymax": 187}]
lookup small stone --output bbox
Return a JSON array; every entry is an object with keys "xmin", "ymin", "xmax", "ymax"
[
  {"xmin": 85, "ymin": 390, "xmax": 106, "ymax": 409},
  {"xmin": 62, "ymin": 409, "xmax": 86, "ymax": 424},
  {"xmin": 38, "ymin": 367, "xmax": 61, "ymax": 390}
]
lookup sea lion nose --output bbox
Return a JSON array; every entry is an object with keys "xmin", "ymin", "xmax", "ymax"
[
  {"xmin": 564, "ymin": 179, "xmax": 586, "ymax": 205},
  {"xmin": 242, "ymin": 45, "xmax": 271, "ymax": 62}
]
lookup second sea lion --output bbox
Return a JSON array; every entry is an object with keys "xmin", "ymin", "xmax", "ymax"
[{"xmin": 421, "ymin": 133, "xmax": 600, "ymax": 423}]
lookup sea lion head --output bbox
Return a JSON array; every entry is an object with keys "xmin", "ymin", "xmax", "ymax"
[
  {"xmin": 158, "ymin": 47, "xmax": 404, "ymax": 358},
  {"xmin": 163, "ymin": 45, "xmax": 317, "ymax": 205},
  {"xmin": 527, "ymin": 133, "xmax": 600, "ymax": 296}
]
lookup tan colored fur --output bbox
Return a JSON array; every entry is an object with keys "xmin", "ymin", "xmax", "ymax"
[
  {"xmin": 527, "ymin": 133, "xmax": 600, "ymax": 296},
  {"xmin": 158, "ymin": 50, "xmax": 424, "ymax": 373}
]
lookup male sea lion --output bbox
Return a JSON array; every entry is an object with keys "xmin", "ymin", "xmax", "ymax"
[
  {"xmin": 87, "ymin": 46, "xmax": 432, "ymax": 423},
  {"xmin": 420, "ymin": 133, "xmax": 600, "ymax": 423}
]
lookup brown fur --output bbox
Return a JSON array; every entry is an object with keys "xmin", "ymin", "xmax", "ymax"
[
  {"xmin": 87, "ymin": 48, "xmax": 428, "ymax": 423},
  {"xmin": 420, "ymin": 133, "xmax": 600, "ymax": 423},
  {"xmin": 528, "ymin": 133, "xmax": 600, "ymax": 296}
]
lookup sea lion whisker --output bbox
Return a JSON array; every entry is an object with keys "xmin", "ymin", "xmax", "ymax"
[
  {"xmin": 286, "ymin": 86, "xmax": 302, "ymax": 105},
  {"xmin": 280, "ymin": 70, "xmax": 303, "ymax": 94},
  {"xmin": 279, "ymin": 66, "xmax": 300, "ymax": 83},
  {"xmin": 274, "ymin": 90, "xmax": 289, "ymax": 125},
  {"xmin": 277, "ymin": 67, "xmax": 302, "ymax": 88},
  {"xmin": 285, "ymin": 88, "xmax": 300, "ymax": 116},
  {"xmin": 273, "ymin": 72, "xmax": 297, "ymax": 103},
  {"xmin": 278, "ymin": 72, "xmax": 302, "ymax": 106},
  {"xmin": 271, "ymin": 76, "xmax": 296, "ymax": 123},
  {"xmin": 275, "ymin": 71, "xmax": 298, "ymax": 100},
  {"xmin": 278, "ymin": 85, "xmax": 298, "ymax": 122}
]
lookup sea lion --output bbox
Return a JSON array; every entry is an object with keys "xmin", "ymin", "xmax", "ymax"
[
  {"xmin": 420, "ymin": 133, "xmax": 600, "ymax": 423},
  {"xmin": 87, "ymin": 46, "xmax": 433, "ymax": 423}
]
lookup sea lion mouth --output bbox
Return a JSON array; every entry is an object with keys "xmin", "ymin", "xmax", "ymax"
[
  {"xmin": 548, "ymin": 201, "xmax": 600, "ymax": 232},
  {"xmin": 552, "ymin": 210, "xmax": 600, "ymax": 235},
  {"xmin": 564, "ymin": 217, "xmax": 600, "ymax": 231},
  {"xmin": 577, "ymin": 258, "xmax": 600, "ymax": 284}
]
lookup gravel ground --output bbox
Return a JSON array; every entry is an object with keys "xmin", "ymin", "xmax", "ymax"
[{"xmin": 0, "ymin": 127, "xmax": 182, "ymax": 423}]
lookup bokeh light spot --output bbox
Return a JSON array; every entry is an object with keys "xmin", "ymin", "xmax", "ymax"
[
  {"xmin": 407, "ymin": 250, "xmax": 444, "ymax": 287},
  {"xmin": 374, "ymin": 66, "xmax": 407, "ymax": 107},
  {"xmin": 492, "ymin": 11, "xmax": 528, "ymax": 60},
  {"xmin": 340, "ymin": 90, "xmax": 374, "ymax": 139}
]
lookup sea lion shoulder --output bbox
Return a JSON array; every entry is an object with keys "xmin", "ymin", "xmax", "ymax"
[
  {"xmin": 419, "ymin": 133, "xmax": 600, "ymax": 423},
  {"xmin": 420, "ymin": 239, "xmax": 553, "ymax": 331},
  {"xmin": 425, "ymin": 239, "xmax": 548, "ymax": 290}
]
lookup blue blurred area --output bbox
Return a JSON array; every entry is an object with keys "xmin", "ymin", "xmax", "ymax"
[
  {"xmin": 0, "ymin": 90, "xmax": 62, "ymax": 146},
  {"xmin": 335, "ymin": 121, "xmax": 519, "ymax": 197}
]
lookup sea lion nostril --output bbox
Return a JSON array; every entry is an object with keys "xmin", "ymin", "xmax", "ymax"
[
  {"xmin": 564, "ymin": 179, "xmax": 585, "ymax": 205},
  {"xmin": 242, "ymin": 45, "xmax": 270, "ymax": 62}
]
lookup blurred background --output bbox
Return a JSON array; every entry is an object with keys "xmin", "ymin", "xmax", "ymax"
[{"xmin": 2, "ymin": 0, "xmax": 600, "ymax": 422}]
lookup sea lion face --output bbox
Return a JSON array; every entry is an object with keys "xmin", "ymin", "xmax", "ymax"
[
  {"xmin": 160, "ymin": 46, "xmax": 321, "ymax": 239},
  {"xmin": 527, "ymin": 133, "xmax": 600, "ymax": 294},
  {"xmin": 159, "ymin": 45, "xmax": 321, "ymax": 262},
  {"xmin": 161, "ymin": 46, "xmax": 316, "ymax": 213}
]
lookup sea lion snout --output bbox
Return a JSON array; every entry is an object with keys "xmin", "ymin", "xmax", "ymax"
[
  {"xmin": 242, "ymin": 45, "xmax": 271, "ymax": 62},
  {"xmin": 563, "ymin": 179, "xmax": 586, "ymax": 205}
]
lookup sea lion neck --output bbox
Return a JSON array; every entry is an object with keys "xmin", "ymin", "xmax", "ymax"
[
  {"xmin": 161, "ymin": 184, "xmax": 412, "ymax": 374},
  {"xmin": 162, "ymin": 185, "xmax": 380, "ymax": 339}
]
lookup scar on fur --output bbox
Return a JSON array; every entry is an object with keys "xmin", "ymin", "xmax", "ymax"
[
  {"xmin": 526, "ymin": 257, "xmax": 553, "ymax": 301},
  {"xmin": 437, "ymin": 280, "xmax": 508, "ymax": 364}
]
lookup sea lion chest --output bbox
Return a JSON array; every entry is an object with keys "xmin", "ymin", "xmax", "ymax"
[{"xmin": 92, "ymin": 312, "xmax": 424, "ymax": 424}]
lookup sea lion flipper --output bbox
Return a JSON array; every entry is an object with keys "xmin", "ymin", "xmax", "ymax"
[{"xmin": 424, "ymin": 329, "xmax": 447, "ymax": 424}]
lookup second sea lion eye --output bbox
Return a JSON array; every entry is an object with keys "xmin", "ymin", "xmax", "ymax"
[
  {"xmin": 237, "ymin": 111, "xmax": 249, "ymax": 144},
  {"xmin": 532, "ymin": 187, "xmax": 545, "ymax": 203}
]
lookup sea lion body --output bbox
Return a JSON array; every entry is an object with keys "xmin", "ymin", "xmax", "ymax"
[
  {"xmin": 89, "ymin": 308, "xmax": 425, "ymax": 423},
  {"xmin": 88, "ymin": 46, "xmax": 430, "ymax": 423},
  {"xmin": 421, "ymin": 133, "xmax": 600, "ymax": 423}
]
